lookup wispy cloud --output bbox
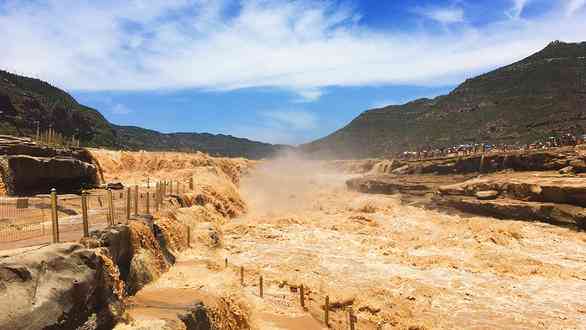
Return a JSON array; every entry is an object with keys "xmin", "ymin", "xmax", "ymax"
[
  {"xmin": 231, "ymin": 109, "xmax": 320, "ymax": 144},
  {"xmin": 262, "ymin": 110, "xmax": 318, "ymax": 131},
  {"xmin": 293, "ymin": 88, "xmax": 325, "ymax": 103},
  {"xmin": 507, "ymin": 0, "xmax": 531, "ymax": 19},
  {"xmin": 111, "ymin": 103, "xmax": 132, "ymax": 115},
  {"xmin": 564, "ymin": 0, "xmax": 586, "ymax": 16},
  {"xmin": 414, "ymin": 6, "xmax": 465, "ymax": 24},
  {"xmin": 0, "ymin": 0, "xmax": 585, "ymax": 102}
]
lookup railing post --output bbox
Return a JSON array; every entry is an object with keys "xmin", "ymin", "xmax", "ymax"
[
  {"xmin": 134, "ymin": 185, "xmax": 139, "ymax": 215},
  {"xmin": 348, "ymin": 307, "xmax": 356, "ymax": 330},
  {"xmin": 81, "ymin": 191, "xmax": 89, "ymax": 237},
  {"xmin": 155, "ymin": 182, "xmax": 160, "ymax": 212},
  {"xmin": 300, "ymin": 284, "xmax": 305, "ymax": 309},
  {"xmin": 126, "ymin": 187, "xmax": 131, "ymax": 222},
  {"xmin": 324, "ymin": 295, "xmax": 330, "ymax": 327},
  {"xmin": 107, "ymin": 189, "xmax": 114, "ymax": 225},
  {"xmin": 146, "ymin": 190, "xmax": 150, "ymax": 215},
  {"xmin": 50, "ymin": 188, "xmax": 59, "ymax": 243},
  {"xmin": 160, "ymin": 182, "xmax": 163, "ymax": 207}
]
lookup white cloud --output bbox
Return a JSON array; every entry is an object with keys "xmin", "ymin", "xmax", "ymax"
[
  {"xmin": 111, "ymin": 103, "xmax": 132, "ymax": 115},
  {"xmin": 507, "ymin": 0, "xmax": 531, "ymax": 18},
  {"xmin": 229, "ymin": 109, "xmax": 319, "ymax": 144},
  {"xmin": 263, "ymin": 110, "xmax": 319, "ymax": 130},
  {"xmin": 415, "ymin": 6, "xmax": 465, "ymax": 24},
  {"xmin": 0, "ymin": 0, "xmax": 585, "ymax": 101},
  {"xmin": 293, "ymin": 88, "xmax": 324, "ymax": 103},
  {"xmin": 564, "ymin": 0, "xmax": 586, "ymax": 16}
]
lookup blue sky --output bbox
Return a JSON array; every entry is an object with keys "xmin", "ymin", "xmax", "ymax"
[{"xmin": 1, "ymin": 0, "xmax": 585, "ymax": 145}]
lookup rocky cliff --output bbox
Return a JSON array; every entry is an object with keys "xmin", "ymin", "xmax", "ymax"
[
  {"xmin": 0, "ymin": 135, "xmax": 99, "ymax": 195},
  {"xmin": 303, "ymin": 41, "xmax": 586, "ymax": 158}
]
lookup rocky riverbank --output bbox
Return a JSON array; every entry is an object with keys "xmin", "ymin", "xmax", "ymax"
[{"xmin": 346, "ymin": 146, "xmax": 586, "ymax": 230}]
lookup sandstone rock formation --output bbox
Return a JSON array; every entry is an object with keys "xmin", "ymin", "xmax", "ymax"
[
  {"xmin": 0, "ymin": 243, "xmax": 125, "ymax": 330},
  {"xmin": 0, "ymin": 214, "xmax": 191, "ymax": 329},
  {"xmin": 346, "ymin": 149, "xmax": 586, "ymax": 229},
  {"xmin": 438, "ymin": 173, "xmax": 586, "ymax": 206},
  {"xmin": 0, "ymin": 135, "xmax": 99, "ymax": 195}
]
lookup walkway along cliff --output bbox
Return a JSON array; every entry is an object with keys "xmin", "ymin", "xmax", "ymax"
[{"xmin": 0, "ymin": 150, "xmax": 252, "ymax": 330}]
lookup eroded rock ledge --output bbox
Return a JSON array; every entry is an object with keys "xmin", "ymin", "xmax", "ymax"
[
  {"xmin": 0, "ymin": 135, "xmax": 100, "ymax": 195},
  {"xmin": 0, "ymin": 214, "xmax": 189, "ymax": 330},
  {"xmin": 435, "ymin": 173, "xmax": 586, "ymax": 229},
  {"xmin": 345, "ymin": 147, "xmax": 586, "ymax": 230}
]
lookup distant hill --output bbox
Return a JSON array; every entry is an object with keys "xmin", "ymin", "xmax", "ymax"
[
  {"xmin": 0, "ymin": 70, "xmax": 285, "ymax": 159},
  {"xmin": 302, "ymin": 41, "xmax": 586, "ymax": 159}
]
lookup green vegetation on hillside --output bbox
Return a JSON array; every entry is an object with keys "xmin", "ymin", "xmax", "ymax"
[
  {"xmin": 0, "ymin": 70, "xmax": 283, "ymax": 159},
  {"xmin": 302, "ymin": 41, "xmax": 586, "ymax": 158}
]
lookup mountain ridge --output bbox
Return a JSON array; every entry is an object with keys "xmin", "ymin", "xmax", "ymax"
[
  {"xmin": 0, "ymin": 69, "xmax": 285, "ymax": 159},
  {"xmin": 302, "ymin": 40, "xmax": 586, "ymax": 159}
]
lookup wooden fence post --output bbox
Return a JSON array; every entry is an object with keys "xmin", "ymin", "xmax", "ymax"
[
  {"xmin": 348, "ymin": 307, "xmax": 356, "ymax": 330},
  {"xmin": 107, "ymin": 189, "xmax": 114, "ymax": 225},
  {"xmin": 189, "ymin": 177, "xmax": 194, "ymax": 190},
  {"xmin": 324, "ymin": 295, "xmax": 330, "ymax": 327},
  {"xmin": 134, "ymin": 185, "xmax": 139, "ymax": 215},
  {"xmin": 186, "ymin": 225, "xmax": 191, "ymax": 247},
  {"xmin": 259, "ymin": 276, "xmax": 264, "ymax": 298},
  {"xmin": 50, "ymin": 188, "xmax": 59, "ymax": 243},
  {"xmin": 240, "ymin": 266, "xmax": 244, "ymax": 286},
  {"xmin": 155, "ymin": 183, "xmax": 160, "ymax": 212},
  {"xmin": 81, "ymin": 191, "xmax": 89, "ymax": 237},
  {"xmin": 126, "ymin": 187, "xmax": 131, "ymax": 222},
  {"xmin": 160, "ymin": 182, "xmax": 164, "ymax": 208},
  {"xmin": 300, "ymin": 285, "xmax": 305, "ymax": 309},
  {"xmin": 146, "ymin": 190, "xmax": 150, "ymax": 215}
]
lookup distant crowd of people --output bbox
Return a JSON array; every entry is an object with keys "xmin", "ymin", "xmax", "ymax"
[{"xmin": 397, "ymin": 133, "xmax": 586, "ymax": 161}]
